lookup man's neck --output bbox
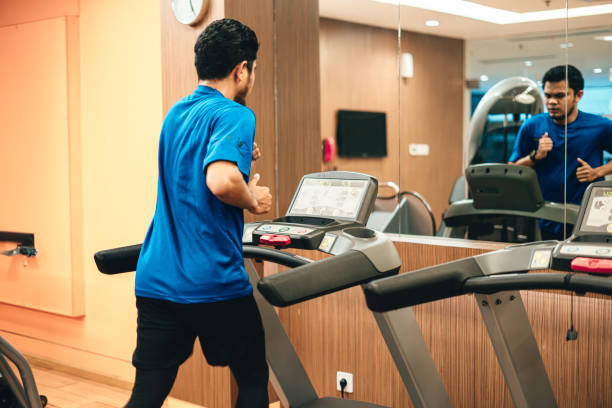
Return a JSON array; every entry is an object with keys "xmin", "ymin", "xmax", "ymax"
[
  {"xmin": 552, "ymin": 109, "xmax": 579, "ymax": 126},
  {"xmin": 199, "ymin": 79, "xmax": 236, "ymax": 101}
]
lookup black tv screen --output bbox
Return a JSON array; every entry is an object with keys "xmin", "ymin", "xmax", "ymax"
[{"xmin": 336, "ymin": 110, "xmax": 387, "ymax": 158}]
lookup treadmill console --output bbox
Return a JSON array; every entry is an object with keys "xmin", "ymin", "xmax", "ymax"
[
  {"xmin": 243, "ymin": 171, "xmax": 378, "ymax": 250},
  {"xmin": 552, "ymin": 181, "xmax": 612, "ymax": 274}
]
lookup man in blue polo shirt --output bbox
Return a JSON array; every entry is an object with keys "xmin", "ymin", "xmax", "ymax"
[
  {"xmin": 128, "ymin": 19, "xmax": 272, "ymax": 407},
  {"xmin": 510, "ymin": 65, "xmax": 612, "ymax": 239}
]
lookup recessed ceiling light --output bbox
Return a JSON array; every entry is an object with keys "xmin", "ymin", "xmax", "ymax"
[
  {"xmin": 524, "ymin": 61, "xmax": 533, "ymax": 67},
  {"xmin": 372, "ymin": 1, "xmax": 612, "ymax": 25},
  {"xmin": 593, "ymin": 68, "xmax": 603, "ymax": 74},
  {"xmin": 560, "ymin": 42, "xmax": 574, "ymax": 48},
  {"xmin": 480, "ymin": 74, "xmax": 489, "ymax": 82},
  {"xmin": 425, "ymin": 19, "xmax": 440, "ymax": 27},
  {"xmin": 594, "ymin": 35, "xmax": 612, "ymax": 42}
]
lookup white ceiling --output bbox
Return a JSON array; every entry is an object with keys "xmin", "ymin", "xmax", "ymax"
[{"xmin": 319, "ymin": 0, "xmax": 612, "ymax": 89}]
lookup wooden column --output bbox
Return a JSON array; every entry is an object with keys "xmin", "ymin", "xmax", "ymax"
[{"xmin": 161, "ymin": 0, "xmax": 321, "ymax": 405}]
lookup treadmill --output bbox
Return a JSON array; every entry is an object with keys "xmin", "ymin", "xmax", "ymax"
[
  {"xmin": 94, "ymin": 171, "xmax": 452, "ymax": 408},
  {"xmin": 442, "ymin": 163, "xmax": 579, "ymax": 242},
  {"xmin": 364, "ymin": 180, "xmax": 612, "ymax": 408}
]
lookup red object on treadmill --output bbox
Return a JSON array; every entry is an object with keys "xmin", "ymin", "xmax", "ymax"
[
  {"xmin": 570, "ymin": 257, "xmax": 612, "ymax": 275},
  {"xmin": 260, "ymin": 233, "xmax": 292, "ymax": 246}
]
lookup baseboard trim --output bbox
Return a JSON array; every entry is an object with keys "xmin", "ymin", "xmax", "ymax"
[{"xmin": 25, "ymin": 354, "xmax": 133, "ymax": 391}]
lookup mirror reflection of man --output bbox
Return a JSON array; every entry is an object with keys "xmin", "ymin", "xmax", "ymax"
[{"xmin": 509, "ymin": 65, "xmax": 612, "ymax": 240}]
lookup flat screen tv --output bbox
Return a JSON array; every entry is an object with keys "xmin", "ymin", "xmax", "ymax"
[{"xmin": 336, "ymin": 110, "xmax": 387, "ymax": 158}]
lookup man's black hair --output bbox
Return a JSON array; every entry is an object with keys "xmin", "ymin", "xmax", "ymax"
[
  {"xmin": 542, "ymin": 65, "xmax": 584, "ymax": 93},
  {"xmin": 194, "ymin": 18, "xmax": 259, "ymax": 81}
]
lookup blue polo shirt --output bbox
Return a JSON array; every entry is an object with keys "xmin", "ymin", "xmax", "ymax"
[
  {"xmin": 135, "ymin": 86, "xmax": 255, "ymax": 303},
  {"xmin": 509, "ymin": 111, "xmax": 612, "ymax": 233}
]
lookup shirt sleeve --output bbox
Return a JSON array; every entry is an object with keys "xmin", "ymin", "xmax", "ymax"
[
  {"xmin": 509, "ymin": 120, "xmax": 536, "ymax": 162},
  {"xmin": 203, "ymin": 106, "xmax": 255, "ymax": 178}
]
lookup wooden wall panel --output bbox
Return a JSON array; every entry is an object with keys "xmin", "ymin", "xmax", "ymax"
[
  {"xmin": 269, "ymin": 238, "xmax": 611, "ymax": 407},
  {"xmin": 399, "ymin": 32, "xmax": 464, "ymax": 227},
  {"xmin": 162, "ymin": 0, "xmax": 322, "ymax": 404},
  {"xmin": 276, "ymin": 0, "xmax": 322, "ymax": 215},
  {"xmin": 160, "ymin": 0, "xmax": 224, "ymax": 116},
  {"xmin": 160, "ymin": 1, "xmax": 232, "ymax": 406},
  {"xmin": 319, "ymin": 18, "xmax": 400, "ymax": 186}
]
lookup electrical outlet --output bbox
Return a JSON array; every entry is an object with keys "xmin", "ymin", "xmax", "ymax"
[{"xmin": 336, "ymin": 371, "xmax": 353, "ymax": 393}]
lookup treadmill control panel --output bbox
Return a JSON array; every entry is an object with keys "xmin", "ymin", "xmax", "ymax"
[
  {"xmin": 257, "ymin": 224, "xmax": 315, "ymax": 235},
  {"xmin": 552, "ymin": 181, "xmax": 612, "ymax": 272},
  {"xmin": 244, "ymin": 171, "xmax": 378, "ymax": 250},
  {"xmin": 558, "ymin": 244, "xmax": 612, "ymax": 258}
]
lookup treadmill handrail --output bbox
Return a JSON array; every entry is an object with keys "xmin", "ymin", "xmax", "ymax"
[
  {"xmin": 243, "ymin": 245, "xmax": 312, "ymax": 268},
  {"xmin": 443, "ymin": 199, "xmax": 579, "ymax": 226},
  {"xmin": 93, "ymin": 244, "xmax": 314, "ymax": 274},
  {"xmin": 463, "ymin": 273, "xmax": 612, "ymax": 295},
  {"xmin": 365, "ymin": 246, "xmax": 612, "ymax": 313}
]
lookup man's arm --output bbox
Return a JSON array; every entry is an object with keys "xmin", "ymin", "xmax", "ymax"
[
  {"xmin": 206, "ymin": 160, "xmax": 271, "ymax": 214},
  {"xmin": 576, "ymin": 158, "xmax": 612, "ymax": 183},
  {"xmin": 510, "ymin": 132, "xmax": 553, "ymax": 167}
]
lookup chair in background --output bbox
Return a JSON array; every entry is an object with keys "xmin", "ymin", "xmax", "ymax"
[
  {"xmin": 367, "ymin": 181, "xmax": 436, "ymax": 236},
  {"xmin": 397, "ymin": 191, "xmax": 436, "ymax": 236}
]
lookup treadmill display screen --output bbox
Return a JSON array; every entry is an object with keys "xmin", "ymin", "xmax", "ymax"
[
  {"xmin": 579, "ymin": 186, "xmax": 612, "ymax": 234},
  {"xmin": 288, "ymin": 178, "xmax": 368, "ymax": 220}
]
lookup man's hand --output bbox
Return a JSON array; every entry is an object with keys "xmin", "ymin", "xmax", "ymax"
[
  {"xmin": 247, "ymin": 173, "xmax": 272, "ymax": 214},
  {"xmin": 535, "ymin": 132, "xmax": 553, "ymax": 160},
  {"xmin": 252, "ymin": 142, "xmax": 261, "ymax": 162},
  {"xmin": 576, "ymin": 158, "xmax": 600, "ymax": 182}
]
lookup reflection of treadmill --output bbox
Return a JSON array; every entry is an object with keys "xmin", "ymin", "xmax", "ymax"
[
  {"xmin": 94, "ymin": 171, "xmax": 452, "ymax": 408},
  {"xmin": 364, "ymin": 180, "xmax": 612, "ymax": 408},
  {"xmin": 443, "ymin": 164, "xmax": 579, "ymax": 242}
]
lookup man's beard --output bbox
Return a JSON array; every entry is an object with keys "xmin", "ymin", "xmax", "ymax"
[
  {"xmin": 549, "ymin": 104, "xmax": 575, "ymax": 121},
  {"xmin": 234, "ymin": 85, "xmax": 249, "ymax": 106}
]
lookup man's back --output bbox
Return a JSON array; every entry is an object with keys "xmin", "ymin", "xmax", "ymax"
[{"xmin": 135, "ymin": 85, "xmax": 256, "ymax": 303}]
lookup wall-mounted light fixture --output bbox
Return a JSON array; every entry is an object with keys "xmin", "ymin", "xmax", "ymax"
[{"xmin": 401, "ymin": 52, "xmax": 414, "ymax": 78}]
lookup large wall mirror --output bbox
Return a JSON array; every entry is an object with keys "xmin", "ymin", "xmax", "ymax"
[{"xmin": 317, "ymin": 1, "xmax": 611, "ymax": 242}]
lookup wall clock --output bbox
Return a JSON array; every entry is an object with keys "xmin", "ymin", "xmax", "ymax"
[{"xmin": 171, "ymin": 0, "xmax": 208, "ymax": 26}]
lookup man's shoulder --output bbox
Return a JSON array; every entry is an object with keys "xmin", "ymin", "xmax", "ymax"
[
  {"xmin": 208, "ymin": 98, "xmax": 255, "ymax": 122},
  {"xmin": 578, "ymin": 111, "xmax": 612, "ymax": 126},
  {"xmin": 524, "ymin": 112, "xmax": 549, "ymax": 124},
  {"xmin": 519, "ymin": 113, "xmax": 548, "ymax": 133}
]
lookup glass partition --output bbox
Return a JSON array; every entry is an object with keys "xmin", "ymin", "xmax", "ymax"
[{"xmin": 566, "ymin": 1, "xmax": 612, "ymax": 239}]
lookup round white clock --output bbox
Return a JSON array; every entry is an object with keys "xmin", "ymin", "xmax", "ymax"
[{"xmin": 171, "ymin": 0, "xmax": 208, "ymax": 26}]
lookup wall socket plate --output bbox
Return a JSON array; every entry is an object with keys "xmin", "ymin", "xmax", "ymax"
[
  {"xmin": 336, "ymin": 371, "xmax": 354, "ymax": 393},
  {"xmin": 409, "ymin": 143, "xmax": 430, "ymax": 156}
]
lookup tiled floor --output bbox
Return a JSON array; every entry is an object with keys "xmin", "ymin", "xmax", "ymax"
[
  {"xmin": 30, "ymin": 366, "xmax": 201, "ymax": 408},
  {"xmin": 29, "ymin": 365, "xmax": 282, "ymax": 408}
]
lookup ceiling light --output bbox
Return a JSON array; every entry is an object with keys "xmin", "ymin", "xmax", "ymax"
[
  {"xmin": 425, "ymin": 19, "xmax": 440, "ymax": 27},
  {"xmin": 524, "ymin": 61, "xmax": 533, "ymax": 67},
  {"xmin": 593, "ymin": 68, "xmax": 603, "ymax": 74},
  {"xmin": 560, "ymin": 42, "xmax": 574, "ymax": 49},
  {"xmin": 594, "ymin": 35, "xmax": 612, "ymax": 42},
  {"xmin": 372, "ymin": 0, "xmax": 612, "ymax": 25},
  {"xmin": 480, "ymin": 74, "xmax": 489, "ymax": 82}
]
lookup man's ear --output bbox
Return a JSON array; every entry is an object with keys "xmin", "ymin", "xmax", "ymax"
[
  {"xmin": 575, "ymin": 89, "xmax": 584, "ymax": 102},
  {"xmin": 233, "ymin": 60, "xmax": 248, "ymax": 82}
]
